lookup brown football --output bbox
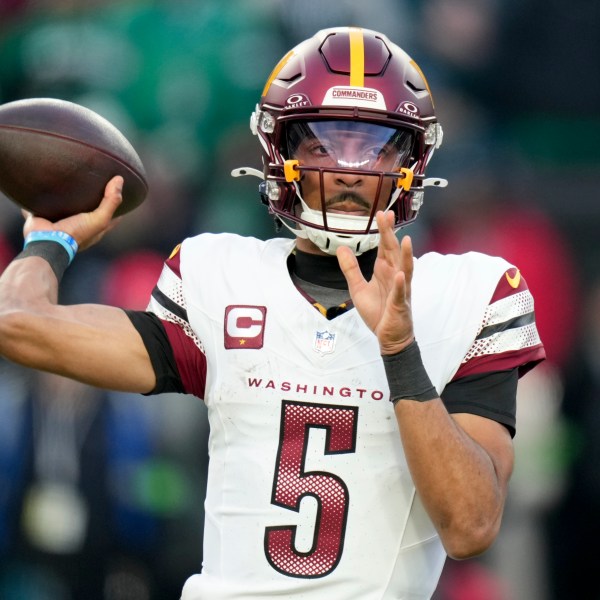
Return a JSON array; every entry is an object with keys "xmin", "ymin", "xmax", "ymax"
[{"xmin": 0, "ymin": 97, "xmax": 148, "ymax": 221}]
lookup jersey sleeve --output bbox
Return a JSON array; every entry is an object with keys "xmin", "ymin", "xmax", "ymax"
[
  {"xmin": 441, "ymin": 368, "xmax": 518, "ymax": 436},
  {"xmin": 453, "ymin": 267, "xmax": 546, "ymax": 381},
  {"xmin": 438, "ymin": 268, "xmax": 545, "ymax": 437},
  {"xmin": 145, "ymin": 243, "xmax": 208, "ymax": 399}
]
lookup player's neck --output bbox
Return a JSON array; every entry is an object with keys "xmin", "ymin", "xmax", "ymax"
[{"xmin": 291, "ymin": 246, "xmax": 376, "ymax": 290}]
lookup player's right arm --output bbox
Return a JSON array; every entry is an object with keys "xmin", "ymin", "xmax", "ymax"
[{"xmin": 0, "ymin": 176, "xmax": 157, "ymax": 393}]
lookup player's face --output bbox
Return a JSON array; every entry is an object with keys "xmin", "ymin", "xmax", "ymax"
[{"xmin": 289, "ymin": 121, "xmax": 413, "ymax": 217}]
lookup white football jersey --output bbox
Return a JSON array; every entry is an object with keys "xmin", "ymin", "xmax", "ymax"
[{"xmin": 147, "ymin": 233, "xmax": 543, "ymax": 600}]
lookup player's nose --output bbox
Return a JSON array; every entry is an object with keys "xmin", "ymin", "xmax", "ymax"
[{"xmin": 334, "ymin": 169, "xmax": 363, "ymax": 187}]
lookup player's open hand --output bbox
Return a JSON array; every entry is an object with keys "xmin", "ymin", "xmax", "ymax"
[
  {"xmin": 22, "ymin": 176, "xmax": 124, "ymax": 251},
  {"xmin": 337, "ymin": 210, "xmax": 415, "ymax": 355}
]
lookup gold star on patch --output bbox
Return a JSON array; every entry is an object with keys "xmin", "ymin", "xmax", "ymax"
[{"xmin": 239, "ymin": 339, "xmax": 247, "ymax": 346}]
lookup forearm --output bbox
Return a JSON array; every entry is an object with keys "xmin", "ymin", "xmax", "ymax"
[
  {"xmin": 0, "ymin": 255, "xmax": 60, "ymax": 308},
  {"xmin": 394, "ymin": 398, "xmax": 510, "ymax": 558},
  {"xmin": 1, "ymin": 255, "xmax": 86, "ymax": 368},
  {"xmin": 0, "ymin": 256, "xmax": 156, "ymax": 392},
  {"xmin": 0, "ymin": 256, "xmax": 63, "ymax": 367},
  {"xmin": 383, "ymin": 342, "xmax": 512, "ymax": 558}
]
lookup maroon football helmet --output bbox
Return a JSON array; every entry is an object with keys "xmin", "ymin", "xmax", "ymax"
[{"xmin": 237, "ymin": 26, "xmax": 446, "ymax": 255}]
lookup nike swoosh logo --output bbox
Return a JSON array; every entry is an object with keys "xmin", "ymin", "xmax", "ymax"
[{"xmin": 506, "ymin": 269, "xmax": 521, "ymax": 289}]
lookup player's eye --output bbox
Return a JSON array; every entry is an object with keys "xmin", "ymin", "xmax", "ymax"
[
  {"xmin": 363, "ymin": 145, "xmax": 382, "ymax": 159},
  {"xmin": 362, "ymin": 145, "xmax": 393, "ymax": 165},
  {"xmin": 309, "ymin": 143, "xmax": 333, "ymax": 156},
  {"xmin": 301, "ymin": 142, "xmax": 337, "ymax": 165}
]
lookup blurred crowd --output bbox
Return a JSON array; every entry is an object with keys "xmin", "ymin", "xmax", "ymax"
[{"xmin": 0, "ymin": 0, "xmax": 599, "ymax": 598}]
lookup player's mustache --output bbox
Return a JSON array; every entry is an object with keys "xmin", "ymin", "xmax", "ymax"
[{"xmin": 326, "ymin": 192, "xmax": 371, "ymax": 209}]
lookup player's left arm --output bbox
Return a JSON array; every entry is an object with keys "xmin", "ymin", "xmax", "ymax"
[
  {"xmin": 337, "ymin": 210, "xmax": 543, "ymax": 559},
  {"xmin": 414, "ymin": 262, "xmax": 545, "ymax": 558}
]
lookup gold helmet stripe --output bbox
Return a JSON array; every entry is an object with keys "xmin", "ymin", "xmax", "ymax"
[
  {"xmin": 349, "ymin": 27, "xmax": 365, "ymax": 87},
  {"xmin": 262, "ymin": 49, "xmax": 295, "ymax": 97}
]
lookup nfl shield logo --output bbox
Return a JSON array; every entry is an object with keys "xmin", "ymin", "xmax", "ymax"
[{"xmin": 314, "ymin": 330, "xmax": 336, "ymax": 354}]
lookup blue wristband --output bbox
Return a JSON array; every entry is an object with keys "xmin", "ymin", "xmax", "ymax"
[{"xmin": 24, "ymin": 230, "xmax": 79, "ymax": 264}]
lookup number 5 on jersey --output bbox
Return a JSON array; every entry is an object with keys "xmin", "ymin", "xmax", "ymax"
[{"xmin": 264, "ymin": 401, "xmax": 359, "ymax": 578}]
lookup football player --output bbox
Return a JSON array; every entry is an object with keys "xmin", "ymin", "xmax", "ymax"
[{"xmin": 0, "ymin": 27, "xmax": 544, "ymax": 599}]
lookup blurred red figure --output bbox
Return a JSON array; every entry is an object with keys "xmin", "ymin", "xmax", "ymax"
[
  {"xmin": 101, "ymin": 250, "xmax": 164, "ymax": 310},
  {"xmin": 428, "ymin": 186, "xmax": 578, "ymax": 370}
]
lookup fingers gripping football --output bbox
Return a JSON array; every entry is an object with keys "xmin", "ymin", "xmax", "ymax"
[{"xmin": 23, "ymin": 176, "xmax": 124, "ymax": 251}]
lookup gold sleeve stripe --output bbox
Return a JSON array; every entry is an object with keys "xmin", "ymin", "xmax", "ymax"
[
  {"xmin": 262, "ymin": 49, "xmax": 295, "ymax": 97},
  {"xmin": 410, "ymin": 59, "xmax": 434, "ymax": 106},
  {"xmin": 349, "ymin": 27, "xmax": 365, "ymax": 87}
]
